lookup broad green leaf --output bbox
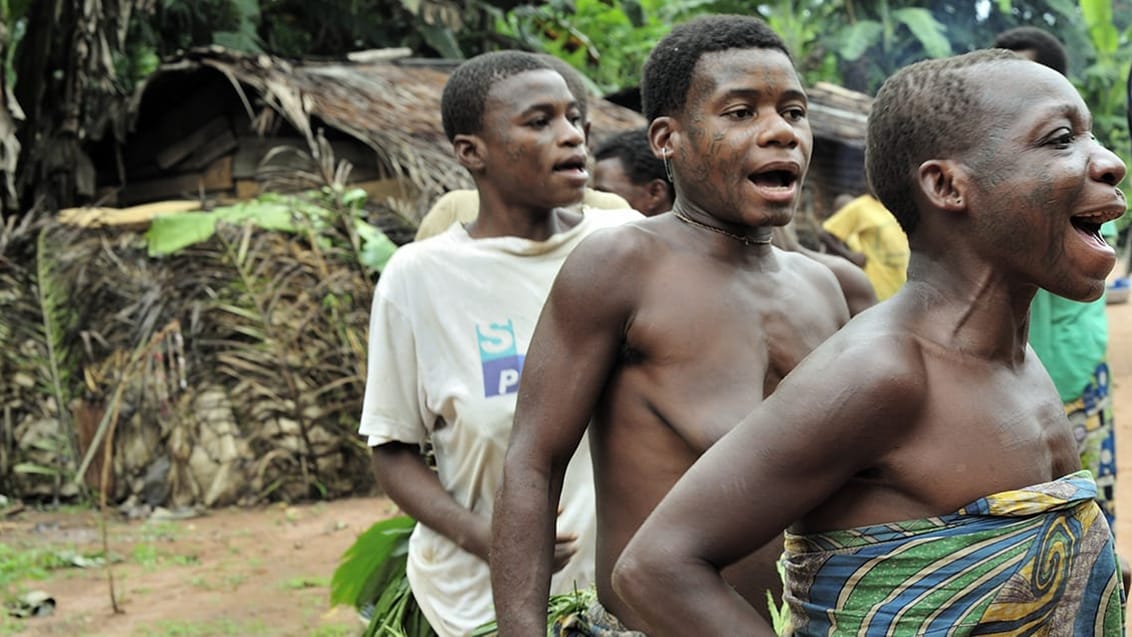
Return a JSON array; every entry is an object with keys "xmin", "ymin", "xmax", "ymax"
[
  {"xmin": 838, "ymin": 21, "xmax": 883, "ymax": 61},
  {"xmin": 330, "ymin": 515, "xmax": 415, "ymax": 608},
  {"xmin": 1080, "ymin": 0, "xmax": 1118, "ymax": 53},
  {"xmin": 146, "ymin": 197, "xmax": 299, "ymax": 256},
  {"xmin": 341, "ymin": 187, "xmax": 368, "ymax": 208},
  {"xmin": 418, "ymin": 24, "xmax": 463, "ymax": 60},
  {"xmin": 356, "ymin": 221, "xmax": 398, "ymax": 272},
  {"xmin": 146, "ymin": 212, "xmax": 219, "ymax": 256},
  {"xmin": 215, "ymin": 200, "xmax": 296, "ymax": 231},
  {"xmin": 892, "ymin": 8, "xmax": 952, "ymax": 59}
]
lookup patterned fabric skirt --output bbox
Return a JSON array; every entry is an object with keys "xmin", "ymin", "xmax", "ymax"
[
  {"xmin": 783, "ymin": 471, "xmax": 1124, "ymax": 636},
  {"xmin": 1067, "ymin": 361, "xmax": 1116, "ymax": 528}
]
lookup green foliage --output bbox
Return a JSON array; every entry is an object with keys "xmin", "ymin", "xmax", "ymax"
[
  {"xmin": 144, "ymin": 190, "xmax": 396, "ymax": 272},
  {"xmin": 766, "ymin": 558, "xmax": 789, "ymax": 634},
  {"xmin": 471, "ymin": 585, "xmax": 595, "ymax": 636},
  {"xmin": 0, "ymin": 542, "xmax": 103, "ymax": 604},
  {"xmin": 758, "ymin": 0, "xmax": 842, "ymax": 87},
  {"xmin": 494, "ymin": 0, "xmax": 698, "ymax": 94},
  {"xmin": 145, "ymin": 195, "xmax": 299, "ymax": 256},
  {"xmin": 212, "ymin": 0, "xmax": 263, "ymax": 52},
  {"xmin": 26, "ymin": 226, "xmax": 82, "ymax": 500},
  {"xmin": 1, "ymin": 0, "xmax": 28, "ymax": 93},
  {"xmin": 256, "ymin": 0, "xmax": 533, "ymax": 59},
  {"xmin": 328, "ymin": 515, "xmax": 432, "ymax": 637},
  {"xmin": 888, "ymin": 8, "xmax": 952, "ymax": 59},
  {"xmin": 329, "ymin": 515, "xmax": 414, "ymax": 609},
  {"xmin": 154, "ymin": 0, "xmax": 263, "ymax": 54},
  {"xmin": 1072, "ymin": 0, "xmax": 1132, "ymax": 222}
]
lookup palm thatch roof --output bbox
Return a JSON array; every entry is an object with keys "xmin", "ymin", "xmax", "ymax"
[
  {"xmin": 103, "ymin": 47, "xmax": 647, "ymax": 220},
  {"xmin": 806, "ymin": 81, "xmax": 872, "ymax": 149}
]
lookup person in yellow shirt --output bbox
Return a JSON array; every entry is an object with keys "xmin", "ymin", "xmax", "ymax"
[{"xmin": 822, "ymin": 193, "xmax": 909, "ymax": 299}]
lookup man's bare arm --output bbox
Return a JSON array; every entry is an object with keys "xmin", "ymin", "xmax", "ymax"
[
  {"xmin": 613, "ymin": 335, "xmax": 927, "ymax": 636},
  {"xmin": 372, "ymin": 443, "xmax": 491, "ymax": 561},
  {"xmin": 492, "ymin": 228, "xmax": 643, "ymax": 635}
]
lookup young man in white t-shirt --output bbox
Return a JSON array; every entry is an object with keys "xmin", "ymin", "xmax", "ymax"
[{"xmin": 358, "ymin": 50, "xmax": 639, "ymax": 636}]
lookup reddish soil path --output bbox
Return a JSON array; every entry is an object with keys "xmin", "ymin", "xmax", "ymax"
[
  {"xmin": 1110, "ymin": 297, "xmax": 1132, "ymax": 563},
  {"xmin": 5, "ymin": 496, "xmax": 397, "ymax": 636},
  {"xmin": 6, "ymin": 271, "xmax": 1132, "ymax": 636}
]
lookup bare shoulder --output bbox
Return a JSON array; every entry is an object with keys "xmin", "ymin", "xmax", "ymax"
[
  {"xmin": 775, "ymin": 248, "xmax": 853, "ymax": 318},
  {"xmin": 557, "ymin": 215, "xmax": 672, "ymax": 288},
  {"xmin": 777, "ymin": 248, "xmax": 842, "ymax": 289},
  {"xmin": 786, "ymin": 309, "xmax": 930, "ymax": 420}
]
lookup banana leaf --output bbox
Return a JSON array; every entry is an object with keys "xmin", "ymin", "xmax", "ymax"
[{"xmin": 330, "ymin": 514, "xmax": 416, "ymax": 609}]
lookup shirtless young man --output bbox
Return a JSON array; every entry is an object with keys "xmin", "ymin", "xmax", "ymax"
[
  {"xmin": 615, "ymin": 49, "xmax": 1127, "ymax": 635},
  {"xmin": 490, "ymin": 15, "xmax": 850, "ymax": 634}
]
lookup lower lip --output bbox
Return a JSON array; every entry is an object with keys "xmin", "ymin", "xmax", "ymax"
[
  {"xmin": 556, "ymin": 167, "xmax": 589, "ymax": 186},
  {"xmin": 1072, "ymin": 224, "xmax": 1113, "ymax": 251},
  {"xmin": 749, "ymin": 181, "xmax": 797, "ymax": 203}
]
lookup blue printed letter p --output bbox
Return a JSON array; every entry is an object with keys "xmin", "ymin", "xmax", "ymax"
[{"xmin": 476, "ymin": 321, "xmax": 524, "ymax": 397}]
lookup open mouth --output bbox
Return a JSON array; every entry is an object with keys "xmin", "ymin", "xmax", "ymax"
[
  {"xmin": 553, "ymin": 157, "xmax": 588, "ymax": 174},
  {"xmin": 1070, "ymin": 208, "xmax": 1121, "ymax": 248},
  {"xmin": 1070, "ymin": 216, "xmax": 1103, "ymax": 238},
  {"xmin": 749, "ymin": 169, "xmax": 798, "ymax": 190}
]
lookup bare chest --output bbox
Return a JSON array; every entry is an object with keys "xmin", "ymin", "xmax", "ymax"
[
  {"xmin": 615, "ymin": 273, "xmax": 842, "ymax": 452},
  {"xmin": 885, "ymin": 357, "xmax": 1077, "ymax": 506}
]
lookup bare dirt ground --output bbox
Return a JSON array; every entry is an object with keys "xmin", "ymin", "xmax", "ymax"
[
  {"xmin": 1110, "ymin": 292, "xmax": 1132, "ymax": 558},
  {"xmin": 3, "ymin": 496, "xmax": 399, "ymax": 636},
  {"xmin": 6, "ymin": 267, "xmax": 1132, "ymax": 637}
]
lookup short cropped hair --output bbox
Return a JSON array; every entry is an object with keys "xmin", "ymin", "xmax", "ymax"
[
  {"xmin": 867, "ymin": 49, "xmax": 1019, "ymax": 236},
  {"xmin": 536, "ymin": 54, "xmax": 590, "ymax": 122},
  {"xmin": 641, "ymin": 15, "xmax": 790, "ymax": 122},
  {"xmin": 993, "ymin": 26, "xmax": 1068, "ymax": 76},
  {"xmin": 594, "ymin": 128, "xmax": 673, "ymax": 198},
  {"xmin": 441, "ymin": 51, "xmax": 552, "ymax": 142}
]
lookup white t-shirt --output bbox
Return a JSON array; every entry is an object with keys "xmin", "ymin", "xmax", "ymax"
[{"xmin": 359, "ymin": 208, "xmax": 641, "ymax": 636}]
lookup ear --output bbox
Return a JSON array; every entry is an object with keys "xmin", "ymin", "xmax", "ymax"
[
  {"xmin": 648, "ymin": 117, "xmax": 676, "ymax": 160},
  {"xmin": 453, "ymin": 133, "xmax": 486, "ymax": 172},
  {"xmin": 916, "ymin": 159, "xmax": 969, "ymax": 214},
  {"xmin": 644, "ymin": 178, "xmax": 670, "ymax": 213}
]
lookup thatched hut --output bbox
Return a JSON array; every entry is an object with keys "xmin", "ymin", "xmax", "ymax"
[
  {"xmin": 81, "ymin": 47, "xmax": 646, "ymax": 223},
  {"xmin": 0, "ymin": 48, "xmax": 647, "ymax": 510}
]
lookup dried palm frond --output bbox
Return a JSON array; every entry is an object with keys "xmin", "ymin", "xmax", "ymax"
[
  {"xmin": 151, "ymin": 187, "xmax": 376, "ymax": 503},
  {"xmin": 0, "ymin": 217, "xmax": 88, "ymax": 501}
]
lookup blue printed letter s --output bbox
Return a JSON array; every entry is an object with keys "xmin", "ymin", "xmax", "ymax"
[{"xmin": 476, "ymin": 321, "xmax": 524, "ymax": 397}]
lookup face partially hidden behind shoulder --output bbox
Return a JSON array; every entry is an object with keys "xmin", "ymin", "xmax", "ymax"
[{"xmin": 867, "ymin": 50, "xmax": 1127, "ymax": 302}]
